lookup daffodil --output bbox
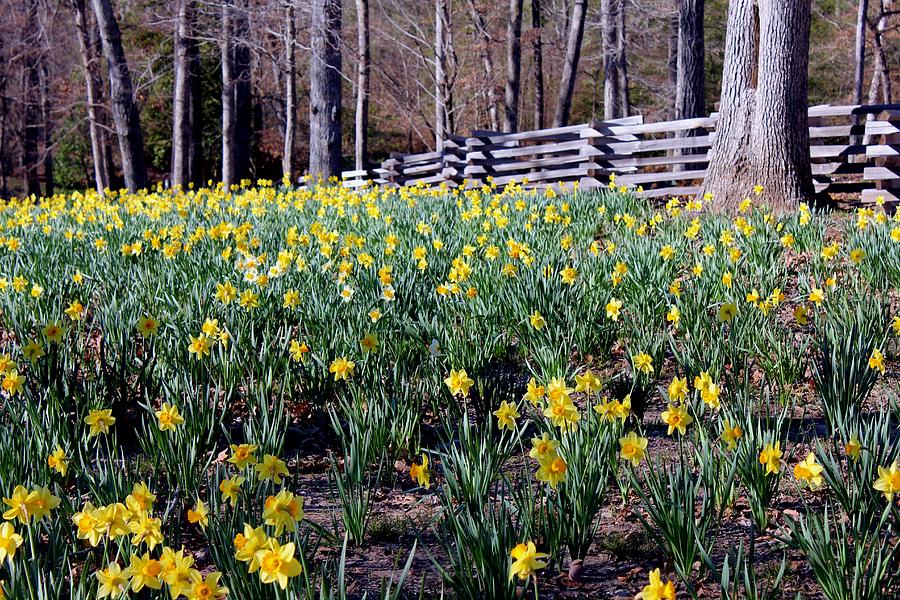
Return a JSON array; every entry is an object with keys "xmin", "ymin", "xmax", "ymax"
[
  {"xmin": 508, "ymin": 541, "xmax": 548, "ymax": 581},
  {"xmin": 262, "ymin": 490, "xmax": 304, "ymax": 535},
  {"xmin": 96, "ymin": 562, "xmax": 131, "ymax": 599},
  {"xmin": 793, "ymin": 452, "xmax": 824, "ymax": 489},
  {"xmin": 493, "ymin": 401, "xmax": 520, "ymax": 431},
  {"xmin": 255, "ymin": 539, "xmax": 303, "ymax": 589},
  {"xmin": 759, "ymin": 441, "xmax": 783, "ymax": 475},
  {"xmin": 85, "ymin": 408, "xmax": 115, "ymax": 437},
  {"xmin": 0, "ymin": 523, "xmax": 23, "ymax": 565},
  {"xmin": 660, "ymin": 403, "xmax": 692, "ymax": 436},
  {"xmin": 619, "ymin": 431, "xmax": 648, "ymax": 467},
  {"xmin": 874, "ymin": 461, "xmax": 900, "ymax": 501},
  {"xmin": 444, "ymin": 369, "xmax": 474, "ymax": 397},
  {"xmin": 255, "ymin": 454, "xmax": 289, "ymax": 484},
  {"xmin": 635, "ymin": 568, "xmax": 676, "ymax": 600},
  {"xmin": 155, "ymin": 402, "xmax": 185, "ymax": 432},
  {"xmin": 410, "ymin": 454, "xmax": 432, "ymax": 489}
]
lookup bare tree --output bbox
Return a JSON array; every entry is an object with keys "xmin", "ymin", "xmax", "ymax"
[
  {"xmin": 552, "ymin": 0, "xmax": 586, "ymax": 126},
  {"xmin": 72, "ymin": 0, "xmax": 108, "ymax": 194},
  {"xmin": 221, "ymin": 0, "xmax": 236, "ymax": 187},
  {"xmin": 355, "ymin": 0, "xmax": 370, "ymax": 170},
  {"xmin": 617, "ymin": 0, "xmax": 630, "ymax": 116},
  {"xmin": 309, "ymin": 0, "xmax": 343, "ymax": 178},
  {"xmin": 503, "ymin": 0, "xmax": 523, "ymax": 132},
  {"xmin": 284, "ymin": 0, "xmax": 298, "ymax": 179},
  {"xmin": 674, "ymin": 0, "xmax": 705, "ymax": 122},
  {"xmin": 601, "ymin": 0, "xmax": 620, "ymax": 119},
  {"xmin": 701, "ymin": 0, "xmax": 815, "ymax": 212},
  {"xmin": 91, "ymin": 0, "xmax": 147, "ymax": 192},
  {"xmin": 467, "ymin": 0, "xmax": 500, "ymax": 130},
  {"xmin": 171, "ymin": 0, "xmax": 193, "ymax": 188},
  {"xmin": 868, "ymin": 0, "xmax": 893, "ymax": 104},
  {"xmin": 531, "ymin": 0, "xmax": 545, "ymax": 130},
  {"xmin": 233, "ymin": 3, "xmax": 252, "ymax": 180},
  {"xmin": 434, "ymin": 0, "xmax": 448, "ymax": 145}
]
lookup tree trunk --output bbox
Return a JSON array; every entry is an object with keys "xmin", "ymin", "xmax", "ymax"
[
  {"xmin": 853, "ymin": 0, "xmax": 869, "ymax": 105},
  {"xmin": 503, "ymin": 0, "xmax": 523, "ymax": 132},
  {"xmin": 309, "ymin": 0, "xmax": 343, "ymax": 179},
  {"xmin": 221, "ymin": 0, "xmax": 235, "ymax": 188},
  {"xmin": 354, "ymin": 0, "xmax": 369, "ymax": 170},
  {"xmin": 851, "ymin": 0, "xmax": 869, "ymax": 146},
  {"xmin": 466, "ymin": 0, "xmax": 500, "ymax": 131},
  {"xmin": 233, "ymin": 3, "xmax": 252, "ymax": 182},
  {"xmin": 22, "ymin": 1, "xmax": 41, "ymax": 197},
  {"xmin": 187, "ymin": 22, "xmax": 202, "ymax": 185},
  {"xmin": 91, "ymin": 0, "xmax": 147, "ymax": 192},
  {"xmin": 673, "ymin": 0, "xmax": 705, "ymax": 170},
  {"xmin": 171, "ymin": 0, "xmax": 193, "ymax": 188},
  {"xmin": 552, "ymin": 0, "xmax": 587, "ymax": 127},
  {"xmin": 72, "ymin": 0, "xmax": 109, "ymax": 194},
  {"xmin": 616, "ymin": 0, "xmax": 630, "ymax": 117},
  {"xmin": 867, "ymin": 0, "xmax": 892, "ymax": 104},
  {"xmin": 601, "ymin": 0, "xmax": 620, "ymax": 120},
  {"xmin": 531, "ymin": 0, "xmax": 545, "ymax": 130},
  {"xmin": 434, "ymin": 0, "xmax": 448, "ymax": 146},
  {"xmin": 667, "ymin": 11, "xmax": 678, "ymax": 118},
  {"xmin": 40, "ymin": 61, "xmax": 54, "ymax": 197},
  {"xmin": 675, "ymin": 0, "xmax": 705, "ymax": 121},
  {"xmin": 284, "ymin": 2, "xmax": 298, "ymax": 180},
  {"xmin": 701, "ymin": 0, "xmax": 815, "ymax": 212}
]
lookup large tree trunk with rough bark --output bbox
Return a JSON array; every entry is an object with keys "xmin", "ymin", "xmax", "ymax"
[
  {"xmin": 553, "ymin": 0, "xmax": 586, "ymax": 127},
  {"xmin": 284, "ymin": 2, "xmax": 298, "ymax": 179},
  {"xmin": 72, "ymin": 0, "xmax": 109, "ymax": 194},
  {"xmin": 91, "ymin": 0, "xmax": 147, "ymax": 192},
  {"xmin": 467, "ymin": 0, "xmax": 500, "ymax": 131},
  {"xmin": 601, "ymin": 0, "xmax": 620, "ymax": 120},
  {"xmin": 851, "ymin": 0, "xmax": 869, "ymax": 145},
  {"xmin": 531, "ymin": 0, "xmax": 545, "ymax": 130},
  {"xmin": 22, "ymin": 0, "xmax": 41, "ymax": 196},
  {"xmin": 354, "ymin": 0, "xmax": 369, "ymax": 170},
  {"xmin": 503, "ymin": 0, "xmax": 523, "ymax": 132},
  {"xmin": 171, "ymin": 0, "xmax": 193, "ymax": 188},
  {"xmin": 309, "ymin": 0, "xmax": 343, "ymax": 179},
  {"xmin": 701, "ymin": 0, "xmax": 815, "ymax": 213}
]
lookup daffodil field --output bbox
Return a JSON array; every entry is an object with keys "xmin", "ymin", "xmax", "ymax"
[{"xmin": 1, "ymin": 180, "xmax": 899, "ymax": 600}]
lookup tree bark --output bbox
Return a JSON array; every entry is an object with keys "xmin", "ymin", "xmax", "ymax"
[
  {"xmin": 284, "ymin": 2, "xmax": 298, "ymax": 179},
  {"xmin": 503, "ymin": 0, "xmax": 523, "ymax": 132},
  {"xmin": 40, "ymin": 61, "xmax": 54, "ymax": 197},
  {"xmin": 91, "ymin": 0, "xmax": 147, "ymax": 192},
  {"xmin": 675, "ymin": 0, "xmax": 705, "ymax": 121},
  {"xmin": 187, "ymin": 22, "xmax": 202, "ymax": 185},
  {"xmin": 233, "ymin": 3, "xmax": 252, "ymax": 181},
  {"xmin": 434, "ymin": 0, "xmax": 448, "ymax": 146},
  {"xmin": 601, "ymin": 0, "xmax": 620, "ymax": 120},
  {"xmin": 851, "ymin": 0, "xmax": 869, "ymax": 146},
  {"xmin": 701, "ymin": 0, "xmax": 815, "ymax": 212},
  {"xmin": 552, "ymin": 0, "xmax": 587, "ymax": 127},
  {"xmin": 22, "ymin": 0, "xmax": 41, "ymax": 197},
  {"xmin": 616, "ymin": 0, "xmax": 630, "ymax": 117},
  {"xmin": 853, "ymin": 0, "xmax": 869, "ymax": 105},
  {"xmin": 667, "ymin": 11, "xmax": 678, "ymax": 118},
  {"xmin": 466, "ymin": 0, "xmax": 500, "ymax": 131},
  {"xmin": 309, "ymin": 0, "xmax": 343, "ymax": 179},
  {"xmin": 867, "ymin": 0, "xmax": 892, "ymax": 104},
  {"xmin": 171, "ymin": 0, "xmax": 193, "ymax": 188},
  {"xmin": 221, "ymin": 0, "xmax": 236, "ymax": 188},
  {"xmin": 72, "ymin": 0, "xmax": 109, "ymax": 194},
  {"xmin": 531, "ymin": 0, "xmax": 545, "ymax": 130},
  {"xmin": 354, "ymin": 0, "xmax": 369, "ymax": 170}
]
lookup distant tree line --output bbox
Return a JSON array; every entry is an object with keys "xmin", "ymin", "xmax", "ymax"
[{"xmin": 0, "ymin": 0, "xmax": 895, "ymax": 208}]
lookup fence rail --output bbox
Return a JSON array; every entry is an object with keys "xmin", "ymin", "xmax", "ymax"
[{"xmin": 341, "ymin": 104, "xmax": 900, "ymax": 205}]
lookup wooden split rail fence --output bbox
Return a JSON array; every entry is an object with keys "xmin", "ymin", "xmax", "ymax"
[{"xmin": 341, "ymin": 104, "xmax": 900, "ymax": 204}]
